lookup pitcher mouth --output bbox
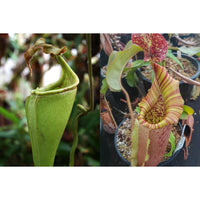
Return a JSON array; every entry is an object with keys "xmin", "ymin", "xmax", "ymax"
[
  {"xmin": 138, "ymin": 62, "xmax": 184, "ymax": 130},
  {"xmin": 24, "ymin": 38, "xmax": 79, "ymax": 96},
  {"xmin": 144, "ymin": 95, "xmax": 166, "ymax": 125},
  {"xmin": 31, "ymin": 55, "xmax": 79, "ymax": 95}
]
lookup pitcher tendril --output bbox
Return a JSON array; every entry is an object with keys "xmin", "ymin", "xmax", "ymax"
[
  {"xmin": 24, "ymin": 38, "xmax": 67, "ymax": 76},
  {"xmin": 69, "ymin": 34, "xmax": 95, "ymax": 166}
]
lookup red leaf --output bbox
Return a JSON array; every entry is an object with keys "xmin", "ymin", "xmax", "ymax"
[
  {"xmin": 131, "ymin": 34, "xmax": 150, "ymax": 62},
  {"xmin": 181, "ymin": 114, "xmax": 194, "ymax": 160},
  {"xmin": 100, "ymin": 95, "xmax": 117, "ymax": 134},
  {"xmin": 131, "ymin": 33, "xmax": 167, "ymax": 63},
  {"xmin": 100, "ymin": 111, "xmax": 117, "ymax": 134},
  {"xmin": 182, "ymin": 115, "xmax": 194, "ymax": 148},
  {"xmin": 100, "ymin": 34, "xmax": 113, "ymax": 56}
]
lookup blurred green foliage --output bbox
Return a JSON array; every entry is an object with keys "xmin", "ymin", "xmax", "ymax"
[{"xmin": 0, "ymin": 93, "xmax": 32, "ymax": 166}]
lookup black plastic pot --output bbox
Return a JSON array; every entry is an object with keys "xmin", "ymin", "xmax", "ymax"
[
  {"xmin": 102, "ymin": 85, "xmax": 140, "ymax": 126},
  {"xmin": 137, "ymin": 53, "xmax": 200, "ymax": 101},
  {"xmin": 114, "ymin": 118, "xmax": 185, "ymax": 166}
]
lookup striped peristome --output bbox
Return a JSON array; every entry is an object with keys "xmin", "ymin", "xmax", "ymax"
[{"xmin": 138, "ymin": 62, "xmax": 184, "ymax": 129}]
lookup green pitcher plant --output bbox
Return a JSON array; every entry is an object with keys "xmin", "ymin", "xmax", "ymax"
[
  {"xmin": 24, "ymin": 38, "xmax": 79, "ymax": 166},
  {"xmin": 104, "ymin": 34, "xmax": 188, "ymax": 166}
]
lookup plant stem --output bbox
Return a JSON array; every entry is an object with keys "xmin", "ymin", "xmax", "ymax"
[
  {"xmin": 120, "ymin": 84, "xmax": 134, "ymax": 129},
  {"xmin": 104, "ymin": 95, "xmax": 117, "ymax": 128},
  {"xmin": 173, "ymin": 34, "xmax": 200, "ymax": 46},
  {"xmin": 169, "ymin": 67, "xmax": 200, "ymax": 86},
  {"xmin": 69, "ymin": 34, "xmax": 94, "ymax": 166},
  {"xmin": 69, "ymin": 112, "xmax": 82, "ymax": 166},
  {"xmin": 86, "ymin": 34, "xmax": 94, "ymax": 112}
]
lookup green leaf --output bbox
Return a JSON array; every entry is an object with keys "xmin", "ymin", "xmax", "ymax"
[
  {"xmin": 123, "ymin": 59, "xmax": 147, "ymax": 73},
  {"xmin": 166, "ymin": 50, "xmax": 184, "ymax": 70},
  {"xmin": 144, "ymin": 139, "xmax": 150, "ymax": 163},
  {"xmin": 179, "ymin": 46, "xmax": 200, "ymax": 57},
  {"xmin": 196, "ymin": 52, "xmax": 200, "ymax": 57},
  {"xmin": 131, "ymin": 119, "xmax": 140, "ymax": 166},
  {"xmin": 143, "ymin": 61, "xmax": 151, "ymax": 66},
  {"xmin": 132, "ymin": 59, "xmax": 144, "ymax": 68},
  {"xmin": 183, "ymin": 105, "xmax": 194, "ymax": 115},
  {"xmin": 124, "ymin": 40, "xmax": 134, "ymax": 50},
  {"xmin": 107, "ymin": 51, "xmax": 118, "ymax": 65},
  {"xmin": 180, "ymin": 111, "xmax": 188, "ymax": 120},
  {"xmin": 163, "ymin": 131, "xmax": 175, "ymax": 158},
  {"xmin": 100, "ymin": 78, "xmax": 109, "ymax": 95},
  {"xmin": 126, "ymin": 69, "xmax": 139, "ymax": 87},
  {"xmin": 84, "ymin": 156, "xmax": 100, "ymax": 166},
  {"xmin": 106, "ymin": 44, "xmax": 143, "ymax": 91},
  {"xmin": 151, "ymin": 70, "xmax": 155, "ymax": 83},
  {"xmin": 135, "ymin": 106, "xmax": 140, "ymax": 114},
  {"xmin": 180, "ymin": 105, "xmax": 194, "ymax": 120},
  {"xmin": 0, "ymin": 107, "xmax": 19, "ymax": 124}
]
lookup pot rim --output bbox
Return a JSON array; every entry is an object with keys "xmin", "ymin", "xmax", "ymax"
[{"xmin": 138, "ymin": 53, "xmax": 200, "ymax": 85}]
